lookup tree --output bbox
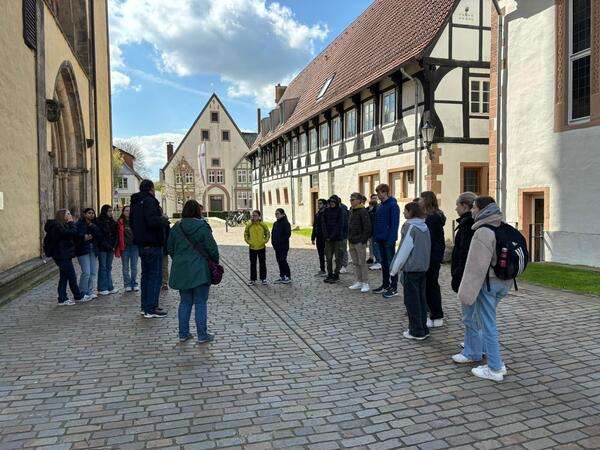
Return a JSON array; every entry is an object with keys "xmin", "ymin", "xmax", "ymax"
[
  {"xmin": 114, "ymin": 138, "xmax": 150, "ymax": 177},
  {"xmin": 112, "ymin": 147, "xmax": 125, "ymax": 188}
]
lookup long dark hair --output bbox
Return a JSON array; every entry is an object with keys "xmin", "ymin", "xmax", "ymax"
[
  {"xmin": 118, "ymin": 205, "xmax": 130, "ymax": 222},
  {"xmin": 98, "ymin": 204, "xmax": 113, "ymax": 221},
  {"xmin": 420, "ymin": 191, "xmax": 441, "ymax": 215}
]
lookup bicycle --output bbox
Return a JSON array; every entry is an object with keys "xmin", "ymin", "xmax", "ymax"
[{"xmin": 226, "ymin": 210, "xmax": 250, "ymax": 227}]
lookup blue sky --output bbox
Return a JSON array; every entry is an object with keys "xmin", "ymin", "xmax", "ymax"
[{"xmin": 109, "ymin": 0, "xmax": 373, "ymax": 179}]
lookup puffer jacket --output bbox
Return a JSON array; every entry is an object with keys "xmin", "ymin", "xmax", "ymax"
[
  {"xmin": 44, "ymin": 220, "xmax": 80, "ymax": 260},
  {"xmin": 373, "ymin": 196, "xmax": 400, "ymax": 243},
  {"xmin": 458, "ymin": 205, "xmax": 511, "ymax": 305},
  {"xmin": 347, "ymin": 205, "xmax": 371, "ymax": 244},
  {"xmin": 272, "ymin": 216, "xmax": 291, "ymax": 250}
]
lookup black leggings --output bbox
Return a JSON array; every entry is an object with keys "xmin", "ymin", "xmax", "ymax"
[{"xmin": 275, "ymin": 247, "xmax": 291, "ymax": 278}]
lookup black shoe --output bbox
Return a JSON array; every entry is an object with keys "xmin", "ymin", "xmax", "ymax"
[
  {"xmin": 144, "ymin": 310, "xmax": 167, "ymax": 318},
  {"xmin": 197, "ymin": 334, "xmax": 215, "ymax": 344},
  {"xmin": 331, "ymin": 274, "xmax": 340, "ymax": 282},
  {"xmin": 372, "ymin": 286, "xmax": 388, "ymax": 294},
  {"xmin": 179, "ymin": 334, "xmax": 193, "ymax": 343},
  {"xmin": 324, "ymin": 274, "xmax": 334, "ymax": 283},
  {"xmin": 366, "ymin": 258, "xmax": 374, "ymax": 264}
]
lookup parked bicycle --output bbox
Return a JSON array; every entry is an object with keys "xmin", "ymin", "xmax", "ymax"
[{"xmin": 226, "ymin": 210, "xmax": 251, "ymax": 227}]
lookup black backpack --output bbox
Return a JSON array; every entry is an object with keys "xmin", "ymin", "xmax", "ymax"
[
  {"xmin": 43, "ymin": 228, "xmax": 56, "ymax": 258},
  {"xmin": 481, "ymin": 223, "xmax": 529, "ymax": 290}
]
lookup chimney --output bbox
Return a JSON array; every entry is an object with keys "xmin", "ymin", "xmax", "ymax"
[
  {"xmin": 275, "ymin": 83, "xmax": 287, "ymax": 104},
  {"xmin": 166, "ymin": 142, "xmax": 174, "ymax": 162},
  {"xmin": 257, "ymin": 108, "xmax": 261, "ymax": 134}
]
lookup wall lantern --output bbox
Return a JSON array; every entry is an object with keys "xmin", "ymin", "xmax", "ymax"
[
  {"xmin": 421, "ymin": 120, "xmax": 436, "ymax": 160},
  {"xmin": 46, "ymin": 99, "xmax": 61, "ymax": 122}
]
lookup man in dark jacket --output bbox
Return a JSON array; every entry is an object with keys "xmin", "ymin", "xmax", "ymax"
[
  {"xmin": 130, "ymin": 179, "xmax": 170, "ymax": 318},
  {"xmin": 321, "ymin": 196, "xmax": 345, "ymax": 283},
  {"xmin": 332, "ymin": 195, "xmax": 350, "ymax": 272},
  {"xmin": 451, "ymin": 192, "xmax": 476, "ymax": 292},
  {"xmin": 311, "ymin": 199, "xmax": 327, "ymax": 276},
  {"xmin": 372, "ymin": 183, "xmax": 400, "ymax": 297}
]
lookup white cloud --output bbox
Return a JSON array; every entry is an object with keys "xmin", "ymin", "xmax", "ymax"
[
  {"xmin": 111, "ymin": 70, "xmax": 131, "ymax": 92},
  {"xmin": 116, "ymin": 132, "xmax": 185, "ymax": 179},
  {"xmin": 108, "ymin": 0, "xmax": 328, "ymax": 108}
]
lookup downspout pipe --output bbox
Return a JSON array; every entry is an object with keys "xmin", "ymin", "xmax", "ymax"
[
  {"xmin": 401, "ymin": 68, "xmax": 420, "ymax": 197},
  {"xmin": 493, "ymin": 0, "xmax": 504, "ymax": 207},
  {"xmin": 289, "ymin": 144, "xmax": 295, "ymax": 225},
  {"xmin": 258, "ymin": 147, "xmax": 263, "ymax": 215}
]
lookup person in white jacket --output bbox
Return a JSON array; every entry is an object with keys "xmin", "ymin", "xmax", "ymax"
[{"xmin": 390, "ymin": 202, "xmax": 431, "ymax": 340}]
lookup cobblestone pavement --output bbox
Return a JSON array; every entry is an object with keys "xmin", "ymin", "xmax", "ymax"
[{"xmin": 1, "ymin": 220, "xmax": 600, "ymax": 450}]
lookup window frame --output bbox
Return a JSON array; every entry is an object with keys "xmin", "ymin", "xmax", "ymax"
[
  {"xmin": 210, "ymin": 111, "xmax": 219, "ymax": 123},
  {"xmin": 221, "ymin": 130, "xmax": 230, "ymax": 141},
  {"xmin": 309, "ymin": 128, "xmax": 318, "ymax": 153},
  {"xmin": 332, "ymin": 116, "xmax": 341, "ymax": 142},
  {"xmin": 469, "ymin": 79, "xmax": 490, "ymax": 116},
  {"xmin": 568, "ymin": 0, "xmax": 591, "ymax": 123},
  {"xmin": 345, "ymin": 109, "xmax": 357, "ymax": 138},
  {"xmin": 382, "ymin": 89, "xmax": 396, "ymax": 125},
  {"xmin": 299, "ymin": 133, "xmax": 307, "ymax": 155},
  {"xmin": 215, "ymin": 170, "xmax": 224, "ymax": 184},
  {"xmin": 184, "ymin": 172, "xmax": 194, "ymax": 184},
  {"xmin": 211, "ymin": 158, "xmax": 220, "ymax": 167},
  {"xmin": 175, "ymin": 172, "xmax": 182, "ymax": 184},
  {"xmin": 362, "ymin": 99, "xmax": 374, "ymax": 133},
  {"xmin": 117, "ymin": 176, "xmax": 128, "ymax": 189},
  {"xmin": 201, "ymin": 129, "xmax": 210, "ymax": 141},
  {"xmin": 460, "ymin": 164, "xmax": 489, "ymax": 196}
]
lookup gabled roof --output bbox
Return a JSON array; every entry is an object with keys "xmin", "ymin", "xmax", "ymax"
[
  {"xmin": 241, "ymin": 132, "xmax": 258, "ymax": 148},
  {"xmin": 251, "ymin": 0, "xmax": 457, "ymax": 152},
  {"xmin": 122, "ymin": 161, "xmax": 143, "ymax": 181},
  {"xmin": 162, "ymin": 93, "xmax": 253, "ymax": 171}
]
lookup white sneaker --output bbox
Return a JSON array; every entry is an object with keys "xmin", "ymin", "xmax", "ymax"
[
  {"xmin": 58, "ymin": 299, "xmax": 76, "ymax": 306},
  {"xmin": 452, "ymin": 353, "xmax": 474, "ymax": 364},
  {"xmin": 349, "ymin": 282, "xmax": 362, "ymax": 290},
  {"xmin": 91, "ymin": 293, "xmax": 98, "ymax": 299},
  {"xmin": 125, "ymin": 287, "xmax": 132, "ymax": 292},
  {"xmin": 369, "ymin": 263, "xmax": 382, "ymax": 270},
  {"xmin": 472, "ymin": 365, "xmax": 504, "ymax": 381},
  {"xmin": 98, "ymin": 290, "xmax": 110, "ymax": 296},
  {"xmin": 426, "ymin": 318, "xmax": 444, "ymax": 328},
  {"xmin": 361, "ymin": 283, "xmax": 370, "ymax": 293},
  {"xmin": 79, "ymin": 295, "xmax": 93, "ymax": 302},
  {"xmin": 109, "ymin": 288, "xmax": 119, "ymax": 294},
  {"xmin": 403, "ymin": 330, "xmax": 429, "ymax": 341},
  {"xmin": 477, "ymin": 364, "xmax": 507, "ymax": 376},
  {"xmin": 133, "ymin": 287, "xmax": 140, "ymax": 292},
  {"xmin": 339, "ymin": 266, "xmax": 348, "ymax": 274}
]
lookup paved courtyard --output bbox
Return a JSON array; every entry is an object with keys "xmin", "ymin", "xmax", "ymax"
[{"xmin": 1, "ymin": 221, "xmax": 600, "ymax": 450}]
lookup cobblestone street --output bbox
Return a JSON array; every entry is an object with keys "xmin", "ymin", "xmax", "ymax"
[{"xmin": 1, "ymin": 221, "xmax": 600, "ymax": 450}]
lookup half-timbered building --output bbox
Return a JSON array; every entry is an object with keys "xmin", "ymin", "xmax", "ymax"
[{"xmin": 248, "ymin": 0, "xmax": 494, "ymax": 236}]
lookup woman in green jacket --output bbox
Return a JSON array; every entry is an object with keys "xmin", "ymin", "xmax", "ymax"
[{"xmin": 167, "ymin": 200, "xmax": 219, "ymax": 344}]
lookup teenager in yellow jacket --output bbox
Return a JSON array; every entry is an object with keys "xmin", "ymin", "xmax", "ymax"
[{"xmin": 244, "ymin": 210, "xmax": 270, "ymax": 285}]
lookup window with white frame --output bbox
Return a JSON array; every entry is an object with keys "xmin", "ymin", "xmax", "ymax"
[
  {"xmin": 309, "ymin": 128, "xmax": 317, "ymax": 152},
  {"xmin": 345, "ymin": 109, "xmax": 356, "ymax": 138},
  {"xmin": 320, "ymin": 122, "xmax": 329, "ymax": 147},
  {"xmin": 470, "ymin": 79, "xmax": 490, "ymax": 115},
  {"xmin": 207, "ymin": 170, "xmax": 215, "ymax": 184},
  {"xmin": 292, "ymin": 138, "xmax": 298, "ymax": 156},
  {"xmin": 117, "ymin": 176, "xmax": 128, "ymax": 189},
  {"xmin": 569, "ymin": 0, "xmax": 591, "ymax": 121},
  {"xmin": 236, "ymin": 191, "xmax": 250, "ymax": 209},
  {"xmin": 332, "ymin": 116, "xmax": 341, "ymax": 142},
  {"xmin": 215, "ymin": 170, "xmax": 224, "ymax": 184},
  {"xmin": 317, "ymin": 75, "xmax": 335, "ymax": 100},
  {"xmin": 185, "ymin": 172, "xmax": 193, "ymax": 184},
  {"xmin": 285, "ymin": 140, "xmax": 291, "ymax": 159},
  {"xmin": 299, "ymin": 133, "xmax": 307, "ymax": 155},
  {"xmin": 236, "ymin": 169, "xmax": 248, "ymax": 184},
  {"xmin": 175, "ymin": 172, "xmax": 182, "ymax": 184},
  {"xmin": 382, "ymin": 90, "xmax": 396, "ymax": 124},
  {"xmin": 362, "ymin": 100, "xmax": 374, "ymax": 132}
]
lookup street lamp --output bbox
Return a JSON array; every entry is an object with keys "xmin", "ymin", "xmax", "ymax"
[{"xmin": 421, "ymin": 120, "xmax": 436, "ymax": 160}]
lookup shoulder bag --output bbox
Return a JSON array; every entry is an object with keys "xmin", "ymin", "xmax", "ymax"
[{"xmin": 178, "ymin": 224, "xmax": 224, "ymax": 285}]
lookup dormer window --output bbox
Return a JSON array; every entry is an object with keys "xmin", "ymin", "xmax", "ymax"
[{"xmin": 317, "ymin": 74, "xmax": 335, "ymax": 101}]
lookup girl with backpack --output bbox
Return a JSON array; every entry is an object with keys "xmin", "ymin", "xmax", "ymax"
[
  {"xmin": 76, "ymin": 208, "xmax": 99, "ymax": 299},
  {"xmin": 96, "ymin": 205, "xmax": 119, "ymax": 295},
  {"xmin": 420, "ymin": 191, "xmax": 446, "ymax": 328},
  {"xmin": 115, "ymin": 206, "xmax": 139, "ymax": 292},
  {"xmin": 167, "ymin": 200, "xmax": 219, "ymax": 344},
  {"xmin": 272, "ymin": 208, "xmax": 292, "ymax": 284},
  {"xmin": 457, "ymin": 196, "xmax": 513, "ymax": 382},
  {"xmin": 44, "ymin": 209, "xmax": 85, "ymax": 305},
  {"xmin": 244, "ymin": 210, "xmax": 270, "ymax": 285}
]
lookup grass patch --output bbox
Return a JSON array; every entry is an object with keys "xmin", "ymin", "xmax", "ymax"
[
  {"xmin": 521, "ymin": 262, "xmax": 600, "ymax": 297},
  {"xmin": 292, "ymin": 228, "xmax": 313, "ymax": 238}
]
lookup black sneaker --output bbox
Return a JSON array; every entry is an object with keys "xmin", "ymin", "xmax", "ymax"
[
  {"xmin": 144, "ymin": 310, "xmax": 167, "ymax": 318},
  {"xmin": 179, "ymin": 334, "xmax": 193, "ymax": 343},
  {"xmin": 382, "ymin": 289, "xmax": 399, "ymax": 298},
  {"xmin": 372, "ymin": 286, "xmax": 388, "ymax": 294},
  {"xmin": 323, "ymin": 274, "xmax": 334, "ymax": 283},
  {"xmin": 331, "ymin": 274, "xmax": 340, "ymax": 283},
  {"xmin": 197, "ymin": 334, "xmax": 215, "ymax": 344},
  {"xmin": 366, "ymin": 258, "xmax": 374, "ymax": 264}
]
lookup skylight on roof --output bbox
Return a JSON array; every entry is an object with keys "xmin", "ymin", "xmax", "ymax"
[{"xmin": 317, "ymin": 74, "xmax": 335, "ymax": 101}]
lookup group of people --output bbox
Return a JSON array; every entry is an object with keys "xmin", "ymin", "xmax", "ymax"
[{"xmin": 45, "ymin": 180, "xmax": 218, "ymax": 344}]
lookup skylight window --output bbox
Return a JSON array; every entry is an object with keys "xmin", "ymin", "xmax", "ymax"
[{"xmin": 317, "ymin": 74, "xmax": 335, "ymax": 100}]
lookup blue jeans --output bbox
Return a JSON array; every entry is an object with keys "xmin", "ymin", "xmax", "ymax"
[
  {"xmin": 97, "ymin": 251, "xmax": 115, "ymax": 292},
  {"xmin": 140, "ymin": 246, "xmax": 163, "ymax": 314},
  {"xmin": 463, "ymin": 278, "xmax": 510, "ymax": 371},
  {"xmin": 54, "ymin": 258, "xmax": 83, "ymax": 302},
  {"xmin": 371, "ymin": 238, "xmax": 381, "ymax": 262},
  {"xmin": 121, "ymin": 244, "xmax": 139, "ymax": 289},
  {"xmin": 178, "ymin": 284, "xmax": 210, "ymax": 340},
  {"xmin": 77, "ymin": 251, "xmax": 97, "ymax": 296},
  {"xmin": 377, "ymin": 240, "xmax": 398, "ymax": 290}
]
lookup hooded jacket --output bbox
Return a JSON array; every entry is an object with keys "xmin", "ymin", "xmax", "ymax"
[
  {"xmin": 129, "ymin": 191, "xmax": 169, "ymax": 247},
  {"xmin": 167, "ymin": 218, "xmax": 219, "ymax": 290},
  {"xmin": 373, "ymin": 195, "xmax": 400, "ymax": 243},
  {"xmin": 311, "ymin": 207, "xmax": 325, "ymax": 242},
  {"xmin": 426, "ymin": 210, "xmax": 447, "ymax": 264},
  {"xmin": 45, "ymin": 220, "xmax": 80, "ymax": 260},
  {"xmin": 458, "ymin": 204, "xmax": 511, "ymax": 305},
  {"xmin": 321, "ymin": 197, "xmax": 344, "ymax": 241},
  {"xmin": 271, "ymin": 216, "xmax": 291, "ymax": 250},
  {"xmin": 244, "ymin": 221, "xmax": 270, "ymax": 250},
  {"xmin": 451, "ymin": 211, "xmax": 475, "ymax": 292},
  {"xmin": 390, "ymin": 218, "xmax": 431, "ymax": 275},
  {"xmin": 348, "ymin": 205, "xmax": 371, "ymax": 244}
]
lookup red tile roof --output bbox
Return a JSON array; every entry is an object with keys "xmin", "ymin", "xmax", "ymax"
[{"xmin": 251, "ymin": 0, "xmax": 457, "ymax": 152}]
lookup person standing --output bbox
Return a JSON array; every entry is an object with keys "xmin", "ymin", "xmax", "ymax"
[
  {"xmin": 168, "ymin": 200, "xmax": 219, "ymax": 344},
  {"xmin": 76, "ymin": 208, "xmax": 99, "ymax": 300},
  {"xmin": 451, "ymin": 192, "xmax": 477, "ymax": 293},
  {"xmin": 457, "ymin": 197, "xmax": 512, "ymax": 382},
  {"xmin": 272, "ymin": 208, "xmax": 292, "ymax": 284},
  {"xmin": 130, "ymin": 179, "xmax": 170, "ymax": 318},
  {"xmin": 347, "ymin": 193, "xmax": 372, "ymax": 293},
  {"xmin": 311, "ymin": 199, "xmax": 327, "ymax": 276},
  {"xmin": 244, "ymin": 210, "xmax": 270, "ymax": 285},
  {"xmin": 322, "ymin": 196, "xmax": 345, "ymax": 283},
  {"xmin": 45, "ymin": 209, "xmax": 86, "ymax": 305},
  {"xmin": 390, "ymin": 202, "xmax": 431, "ymax": 340},
  {"xmin": 372, "ymin": 184, "xmax": 400, "ymax": 297},
  {"xmin": 420, "ymin": 191, "xmax": 447, "ymax": 327},
  {"xmin": 336, "ymin": 195, "xmax": 350, "ymax": 273},
  {"xmin": 160, "ymin": 208, "xmax": 171, "ymax": 291},
  {"xmin": 367, "ymin": 194, "xmax": 381, "ymax": 269},
  {"xmin": 96, "ymin": 204, "xmax": 119, "ymax": 296},
  {"xmin": 115, "ymin": 206, "xmax": 139, "ymax": 292}
]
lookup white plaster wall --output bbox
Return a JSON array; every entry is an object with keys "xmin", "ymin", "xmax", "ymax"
[
  {"xmin": 504, "ymin": 3, "xmax": 600, "ymax": 267},
  {"xmin": 436, "ymin": 68, "xmax": 462, "ymax": 102},
  {"xmin": 452, "ymin": 28, "xmax": 480, "ymax": 61},
  {"xmin": 436, "ymin": 103, "xmax": 463, "ymax": 137},
  {"xmin": 429, "ymin": 25, "xmax": 450, "ymax": 59}
]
